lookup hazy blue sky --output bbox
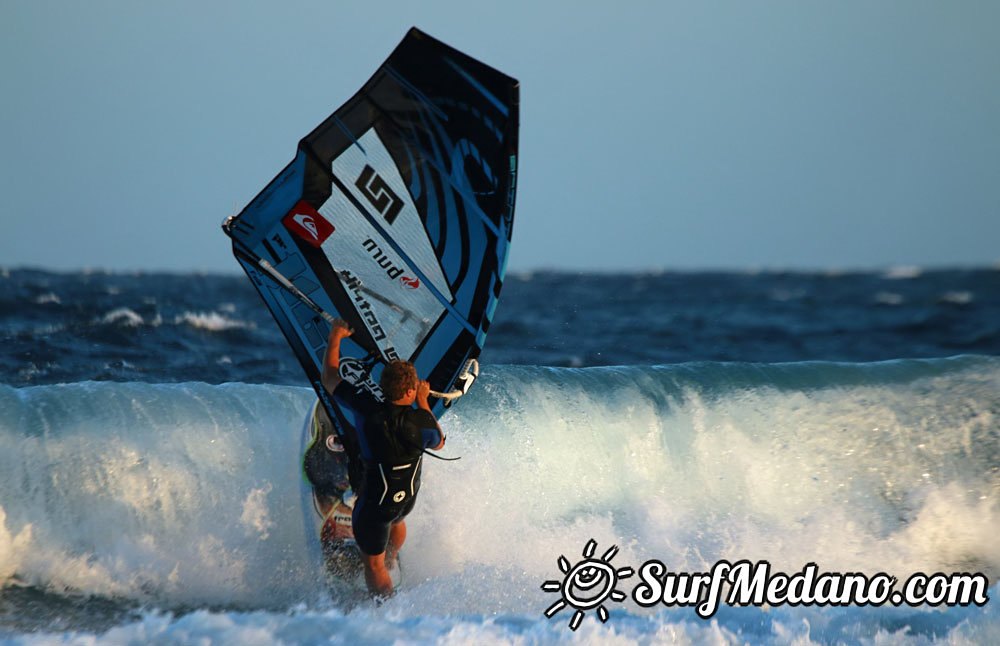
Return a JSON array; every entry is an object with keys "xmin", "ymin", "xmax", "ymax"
[{"xmin": 2, "ymin": 1, "xmax": 997, "ymax": 273}]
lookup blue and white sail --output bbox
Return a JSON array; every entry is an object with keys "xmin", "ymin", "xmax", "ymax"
[{"xmin": 223, "ymin": 28, "xmax": 518, "ymax": 428}]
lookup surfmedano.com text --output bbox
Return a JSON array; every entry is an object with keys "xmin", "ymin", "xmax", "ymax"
[{"xmin": 632, "ymin": 560, "xmax": 990, "ymax": 619}]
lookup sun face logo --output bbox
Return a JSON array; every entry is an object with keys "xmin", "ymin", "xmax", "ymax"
[{"xmin": 541, "ymin": 539, "xmax": 633, "ymax": 631}]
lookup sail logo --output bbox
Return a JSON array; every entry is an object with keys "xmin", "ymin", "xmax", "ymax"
[
  {"xmin": 362, "ymin": 239, "xmax": 418, "ymax": 290},
  {"xmin": 356, "ymin": 165, "xmax": 404, "ymax": 225},
  {"xmin": 282, "ymin": 201, "xmax": 334, "ymax": 247},
  {"xmin": 339, "ymin": 357, "xmax": 384, "ymax": 398},
  {"xmin": 294, "ymin": 214, "xmax": 320, "ymax": 239},
  {"xmin": 362, "ymin": 238, "xmax": 411, "ymax": 285}
]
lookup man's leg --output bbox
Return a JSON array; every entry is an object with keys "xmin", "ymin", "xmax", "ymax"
[
  {"xmin": 385, "ymin": 521, "xmax": 406, "ymax": 569},
  {"xmin": 353, "ymin": 500, "xmax": 394, "ymax": 596},
  {"xmin": 360, "ymin": 550, "xmax": 393, "ymax": 597}
]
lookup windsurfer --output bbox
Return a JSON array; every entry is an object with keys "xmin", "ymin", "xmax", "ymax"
[{"xmin": 317, "ymin": 319, "xmax": 445, "ymax": 597}]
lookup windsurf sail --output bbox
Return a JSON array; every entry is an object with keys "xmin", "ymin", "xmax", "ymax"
[{"xmin": 223, "ymin": 28, "xmax": 518, "ymax": 429}]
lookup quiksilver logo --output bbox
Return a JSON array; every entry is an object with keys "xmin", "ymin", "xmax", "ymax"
[
  {"xmin": 282, "ymin": 201, "xmax": 334, "ymax": 248},
  {"xmin": 293, "ymin": 214, "xmax": 319, "ymax": 240}
]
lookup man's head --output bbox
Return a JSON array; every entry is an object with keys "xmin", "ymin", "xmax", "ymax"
[{"xmin": 380, "ymin": 360, "xmax": 418, "ymax": 403}]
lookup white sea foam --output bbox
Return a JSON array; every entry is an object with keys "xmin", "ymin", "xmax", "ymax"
[
  {"xmin": 0, "ymin": 359, "xmax": 997, "ymax": 643},
  {"xmin": 175, "ymin": 311, "xmax": 255, "ymax": 331},
  {"xmin": 0, "ymin": 506, "xmax": 32, "ymax": 583},
  {"xmin": 940, "ymin": 291, "xmax": 974, "ymax": 305},
  {"xmin": 883, "ymin": 265, "xmax": 923, "ymax": 280},
  {"xmin": 98, "ymin": 308, "xmax": 145, "ymax": 326},
  {"xmin": 3, "ymin": 584, "xmax": 998, "ymax": 645},
  {"xmin": 240, "ymin": 484, "xmax": 275, "ymax": 540},
  {"xmin": 874, "ymin": 291, "xmax": 904, "ymax": 305},
  {"xmin": 33, "ymin": 292, "xmax": 61, "ymax": 305}
]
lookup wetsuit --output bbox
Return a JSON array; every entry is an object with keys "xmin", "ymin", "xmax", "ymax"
[
  {"xmin": 322, "ymin": 381, "xmax": 442, "ymax": 556},
  {"xmin": 355, "ymin": 404, "xmax": 441, "ymax": 556}
]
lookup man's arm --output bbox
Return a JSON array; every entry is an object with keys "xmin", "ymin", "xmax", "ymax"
[
  {"xmin": 320, "ymin": 319, "xmax": 354, "ymax": 394},
  {"xmin": 415, "ymin": 379, "xmax": 445, "ymax": 450}
]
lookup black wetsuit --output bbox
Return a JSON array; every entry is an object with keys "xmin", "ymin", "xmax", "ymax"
[
  {"xmin": 351, "ymin": 403, "xmax": 441, "ymax": 555},
  {"xmin": 315, "ymin": 381, "xmax": 441, "ymax": 556}
]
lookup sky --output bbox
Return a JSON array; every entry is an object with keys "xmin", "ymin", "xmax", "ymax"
[{"xmin": 2, "ymin": 1, "xmax": 998, "ymax": 273}]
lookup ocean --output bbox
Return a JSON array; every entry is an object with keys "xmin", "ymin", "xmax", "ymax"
[{"xmin": 0, "ymin": 266, "xmax": 998, "ymax": 644}]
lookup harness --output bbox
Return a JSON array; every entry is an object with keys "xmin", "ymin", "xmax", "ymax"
[
  {"xmin": 364, "ymin": 406, "xmax": 427, "ymax": 507},
  {"xmin": 374, "ymin": 455, "xmax": 423, "ymax": 505}
]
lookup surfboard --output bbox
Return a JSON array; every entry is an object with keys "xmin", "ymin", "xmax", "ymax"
[
  {"xmin": 299, "ymin": 401, "xmax": 401, "ymax": 596},
  {"xmin": 224, "ymin": 28, "xmax": 518, "ymax": 589}
]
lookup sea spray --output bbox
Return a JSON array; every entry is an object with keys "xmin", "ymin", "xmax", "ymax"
[{"xmin": 3, "ymin": 359, "xmax": 996, "ymax": 616}]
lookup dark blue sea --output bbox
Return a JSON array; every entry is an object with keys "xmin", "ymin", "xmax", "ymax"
[{"xmin": 1, "ymin": 267, "xmax": 998, "ymax": 644}]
